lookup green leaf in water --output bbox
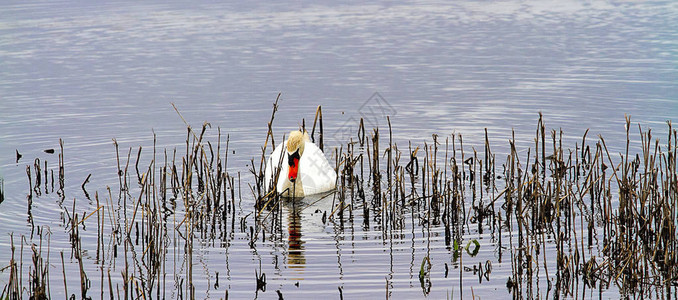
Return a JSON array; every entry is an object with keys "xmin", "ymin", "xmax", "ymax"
[
  {"xmin": 465, "ymin": 239, "xmax": 480, "ymax": 257},
  {"xmin": 452, "ymin": 240, "xmax": 461, "ymax": 262},
  {"xmin": 419, "ymin": 256, "xmax": 431, "ymax": 281}
]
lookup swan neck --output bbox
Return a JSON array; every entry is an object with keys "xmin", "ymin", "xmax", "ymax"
[{"xmin": 283, "ymin": 175, "xmax": 304, "ymax": 198}]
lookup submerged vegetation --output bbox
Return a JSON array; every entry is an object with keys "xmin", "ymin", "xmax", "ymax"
[{"xmin": 1, "ymin": 96, "xmax": 677, "ymax": 299}]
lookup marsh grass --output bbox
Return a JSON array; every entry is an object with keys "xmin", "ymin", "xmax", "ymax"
[{"xmin": 2, "ymin": 97, "xmax": 677, "ymax": 299}]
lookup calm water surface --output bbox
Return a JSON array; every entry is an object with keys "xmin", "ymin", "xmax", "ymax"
[{"xmin": 1, "ymin": 0, "xmax": 676, "ymax": 298}]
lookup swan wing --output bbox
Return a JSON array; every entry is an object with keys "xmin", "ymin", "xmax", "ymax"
[
  {"xmin": 299, "ymin": 141, "xmax": 336, "ymax": 195},
  {"xmin": 264, "ymin": 142, "xmax": 288, "ymax": 193}
]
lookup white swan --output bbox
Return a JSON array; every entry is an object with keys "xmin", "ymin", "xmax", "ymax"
[{"xmin": 264, "ymin": 130, "xmax": 336, "ymax": 197}]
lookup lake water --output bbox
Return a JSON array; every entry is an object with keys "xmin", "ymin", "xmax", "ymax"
[{"xmin": 1, "ymin": 0, "xmax": 676, "ymax": 298}]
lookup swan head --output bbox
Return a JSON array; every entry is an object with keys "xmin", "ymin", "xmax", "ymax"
[{"xmin": 286, "ymin": 130, "xmax": 309, "ymax": 182}]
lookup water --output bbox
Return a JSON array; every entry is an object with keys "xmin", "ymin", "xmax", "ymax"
[{"xmin": 1, "ymin": 0, "xmax": 676, "ymax": 298}]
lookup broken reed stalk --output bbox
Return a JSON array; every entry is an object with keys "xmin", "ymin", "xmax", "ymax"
[
  {"xmin": 0, "ymin": 178, "xmax": 4, "ymax": 205},
  {"xmin": 311, "ymin": 105, "xmax": 324, "ymax": 152}
]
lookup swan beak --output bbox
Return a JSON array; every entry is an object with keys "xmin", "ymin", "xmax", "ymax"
[{"xmin": 288, "ymin": 150, "xmax": 300, "ymax": 182}]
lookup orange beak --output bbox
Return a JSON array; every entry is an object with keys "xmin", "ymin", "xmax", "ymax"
[{"xmin": 288, "ymin": 150, "xmax": 300, "ymax": 182}]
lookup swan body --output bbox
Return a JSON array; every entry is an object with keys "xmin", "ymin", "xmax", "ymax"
[{"xmin": 264, "ymin": 131, "xmax": 336, "ymax": 197}]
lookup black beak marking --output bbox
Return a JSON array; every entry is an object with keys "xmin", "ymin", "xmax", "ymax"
[{"xmin": 288, "ymin": 150, "xmax": 300, "ymax": 167}]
